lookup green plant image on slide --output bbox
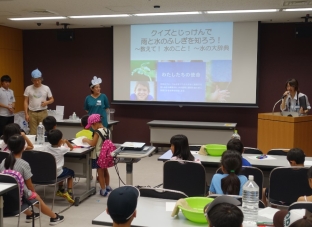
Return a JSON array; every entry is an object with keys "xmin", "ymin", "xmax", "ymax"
[{"xmin": 130, "ymin": 60, "xmax": 157, "ymax": 81}]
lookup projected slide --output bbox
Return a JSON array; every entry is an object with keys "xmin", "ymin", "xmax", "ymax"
[{"xmin": 130, "ymin": 22, "xmax": 233, "ymax": 102}]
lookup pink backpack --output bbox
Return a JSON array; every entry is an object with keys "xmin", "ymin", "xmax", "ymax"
[
  {"xmin": 95, "ymin": 129, "xmax": 116, "ymax": 169},
  {"xmin": 2, "ymin": 169, "xmax": 24, "ymax": 203}
]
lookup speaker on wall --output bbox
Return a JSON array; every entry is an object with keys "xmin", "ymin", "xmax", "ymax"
[
  {"xmin": 57, "ymin": 30, "xmax": 75, "ymax": 41},
  {"xmin": 295, "ymin": 26, "xmax": 312, "ymax": 38}
]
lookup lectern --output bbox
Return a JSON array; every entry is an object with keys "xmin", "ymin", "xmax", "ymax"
[{"xmin": 257, "ymin": 113, "xmax": 312, "ymax": 156}]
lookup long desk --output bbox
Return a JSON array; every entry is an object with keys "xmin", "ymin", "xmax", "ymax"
[
  {"xmin": 57, "ymin": 120, "xmax": 119, "ymax": 140},
  {"xmin": 148, "ymin": 120, "xmax": 236, "ymax": 145},
  {"xmin": 0, "ymin": 183, "xmax": 17, "ymax": 227},
  {"xmin": 92, "ymin": 197, "xmax": 273, "ymax": 227},
  {"xmin": 158, "ymin": 151, "xmax": 312, "ymax": 187},
  {"xmin": 33, "ymin": 144, "xmax": 95, "ymax": 206},
  {"xmin": 111, "ymin": 146, "xmax": 156, "ymax": 185},
  {"xmin": 158, "ymin": 151, "xmax": 312, "ymax": 169}
]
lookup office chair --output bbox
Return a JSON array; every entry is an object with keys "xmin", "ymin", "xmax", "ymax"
[
  {"xmin": 139, "ymin": 187, "xmax": 188, "ymax": 200},
  {"xmin": 0, "ymin": 151, "xmax": 9, "ymax": 163},
  {"xmin": 289, "ymin": 202, "xmax": 312, "ymax": 213},
  {"xmin": 244, "ymin": 147, "xmax": 263, "ymax": 154},
  {"xmin": 267, "ymin": 149, "xmax": 289, "ymax": 156}
]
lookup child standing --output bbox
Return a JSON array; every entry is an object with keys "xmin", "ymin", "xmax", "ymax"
[
  {"xmin": 46, "ymin": 129, "xmax": 75, "ymax": 203},
  {"xmin": 170, "ymin": 134, "xmax": 200, "ymax": 163},
  {"xmin": 75, "ymin": 115, "xmax": 92, "ymax": 140},
  {"xmin": 0, "ymin": 135, "xmax": 64, "ymax": 225},
  {"xmin": 209, "ymin": 150, "xmax": 247, "ymax": 195},
  {"xmin": 82, "ymin": 114, "xmax": 112, "ymax": 196}
]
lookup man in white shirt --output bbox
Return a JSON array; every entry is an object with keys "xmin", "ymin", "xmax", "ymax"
[
  {"xmin": 24, "ymin": 69, "xmax": 54, "ymax": 135},
  {"xmin": 0, "ymin": 75, "xmax": 15, "ymax": 136}
]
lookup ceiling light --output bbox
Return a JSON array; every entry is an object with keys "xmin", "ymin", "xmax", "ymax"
[
  {"xmin": 69, "ymin": 14, "xmax": 129, "ymax": 19},
  {"xmin": 135, "ymin": 12, "xmax": 201, "ymax": 16},
  {"xmin": 206, "ymin": 9, "xmax": 279, "ymax": 14},
  {"xmin": 283, "ymin": 7, "xmax": 312, "ymax": 11},
  {"xmin": 8, "ymin": 16, "xmax": 66, "ymax": 21}
]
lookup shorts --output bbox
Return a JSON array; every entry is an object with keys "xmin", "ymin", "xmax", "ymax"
[
  {"xmin": 58, "ymin": 167, "xmax": 75, "ymax": 178},
  {"xmin": 92, "ymin": 158, "xmax": 100, "ymax": 169},
  {"xmin": 28, "ymin": 191, "xmax": 37, "ymax": 200}
]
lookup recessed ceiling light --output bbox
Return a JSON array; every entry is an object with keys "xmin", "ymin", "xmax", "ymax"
[
  {"xmin": 8, "ymin": 16, "xmax": 66, "ymax": 21},
  {"xmin": 283, "ymin": 7, "xmax": 312, "ymax": 11},
  {"xmin": 135, "ymin": 12, "xmax": 201, "ymax": 16},
  {"xmin": 206, "ymin": 9, "xmax": 279, "ymax": 14},
  {"xmin": 69, "ymin": 14, "xmax": 129, "ymax": 19}
]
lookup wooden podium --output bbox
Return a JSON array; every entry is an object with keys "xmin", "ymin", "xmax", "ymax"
[{"xmin": 257, "ymin": 113, "xmax": 312, "ymax": 156}]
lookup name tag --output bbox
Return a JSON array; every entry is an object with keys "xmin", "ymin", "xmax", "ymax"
[{"xmin": 96, "ymin": 100, "xmax": 101, "ymax": 106}]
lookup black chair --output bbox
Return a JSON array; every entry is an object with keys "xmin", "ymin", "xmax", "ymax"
[
  {"xmin": 0, "ymin": 151, "xmax": 9, "ymax": 163},
  {"xmin": 289, "ymin": 202, "xmax": 312, "ymax": 212},
  {"xmin": 0, "ymin": 173, "xmax": 41, "ymax": 227},
  {"xmin": 189, "ymin": 145, "xmax": 202, "ymax": 151},
  {"xmin": 267, "ymin": 149, "xmax": 289, "ymax": 156},
  {"xmin": 269, "ymin": 167, "xmax": 312, "ymax": 207},
  {"xmin": 216, "ymin": 166, "xmax": 264, "ymax": 200},
  {"xmin": 163, "ymin": 160, "xmax": 206, "ymax": 197},
  {"xmin": 22, "ymin": 150, "xmax": 72, "ymax": 210},
  {"xmin": 244, "ymin": 147, "xmax": 263, "ymax": 154},
  {"xmin": 139, "ymin": 187, "xmax": 188, "ymax": 200}
]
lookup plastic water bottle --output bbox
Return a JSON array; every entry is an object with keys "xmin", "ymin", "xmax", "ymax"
[
  {"xmin": 231, "ymin": 129, "xmax": 241, "ymax": 140},
  {"xmin": 242, "ymin": 175, "xmax": 259, "ymax": 224},
  {"xmin": 37, "ymin": 122, "xmax": 44, "ymax": 145},
  {"xmin": 72, "ymin": 112, "xmax": 76, "ymax": 120}
]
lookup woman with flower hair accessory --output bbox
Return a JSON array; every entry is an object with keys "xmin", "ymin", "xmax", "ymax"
[
  {"xmin": 209, "ymin": 150, "xmax": 247, "ymax": 195},
  {"xmin": 84, "ymin": 76, "xmax": 110, "ymax": 128}
]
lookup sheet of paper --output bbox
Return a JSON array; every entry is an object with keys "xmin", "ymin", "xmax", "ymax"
[
  {"xmin": 165, "ymin": 202, "xmax": 176, "ymax": 211},
  {"xmin": 258, "ymin": 207, "xmax": 279, "ymax": 219},
  {"xmin": 56, "ymin": 105, "xmax": 64, "ymax": 115},
  {"xmin": 247, "ymin": 155, "xmax": 276, "ymax": 160},
  {"xmin": 304, "ymin": 160, "xmax": 312, "ymax": 166},
  {"xmin": 72, "ymin": 136, "xmax": 89, "ymax": 146}
]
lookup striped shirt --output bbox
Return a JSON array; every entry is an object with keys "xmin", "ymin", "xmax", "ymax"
[{"xmin": 0, "ymin": 158, "xmax": 33, "ymax": 197}]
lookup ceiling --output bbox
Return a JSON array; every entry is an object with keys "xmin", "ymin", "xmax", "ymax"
[{"xmin": 1, "ymin": 0, "xmax": 312, "ymax": 30}]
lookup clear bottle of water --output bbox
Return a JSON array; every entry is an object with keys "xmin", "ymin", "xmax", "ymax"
[
  {"xmin": 37, "ymin": 122, "xmax": 44, "ymax": 145},
  {"xmin": 72, "ymin": 112, "xmax": 76, "ymax": 120},
  {"xmin": 231, "ymin": 129, "xmax": 241, "ymax": 140},
  {"xmin": 242, "ymin": 175, "xmax": 259, "ymax": 224}
]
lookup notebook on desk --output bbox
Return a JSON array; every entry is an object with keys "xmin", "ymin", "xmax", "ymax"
[{"xmin": 120, "ymin": 142, "xmax": 145, "ymax": 151}]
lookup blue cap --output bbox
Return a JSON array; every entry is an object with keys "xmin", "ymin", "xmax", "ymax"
[{"xmin": 31, "ymin": 69, "xmax": 42, "ymax": 78}]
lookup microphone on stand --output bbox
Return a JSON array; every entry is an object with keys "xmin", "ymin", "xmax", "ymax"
[{"xmin": 272, "ymin": 99, "xmax": 282, "ymax": 115}]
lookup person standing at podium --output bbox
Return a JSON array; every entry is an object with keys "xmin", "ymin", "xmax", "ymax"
[{"xmin": 280, "ymin": 78, "xmax": 310, "ymax": 115}]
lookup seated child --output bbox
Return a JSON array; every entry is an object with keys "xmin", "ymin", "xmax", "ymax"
[
  {"xmin": 82, "ymin": 114, "xmax": 112, "ymax": 196},
  {"xmin": 0, "ymin": 123, "xmax": 34, "ymax": 152},
  {"xmin": 75, "ymin": 115, "xmax": 92, "ymax": 140},
  {"xmin": 209, "ymin": 150, "xmax": 248, "ymax": 195},
  {"xmin": 298, "ymin": 165, "xmax": 312, "ymax": 202},
  {"xmin": 46, "ymin": 129, "xmax": 75, "ymax": 203},
  {"xmin": 0, "ymin": 135, "xmax": 64, "ymax": 225},
  {"xmin": 227, "ymin": 138, "xmax": 251, "ymax": 166},
  {"xmin": 106, "ymin": 186, "xmax": 139, "ymax": 227},
  {"xmin": 273, "ymin": 209, "xmax": 312, "ymax": 227},
  {"xmin": 169, "ymin": 134, "xmax": 200, "ymax": 163},
  {"xmin": 204, "ymin": 196, "xmax": 243, "ymax": 227},
  {"xmin": 43, "ymin": 116, "xmax": 57, "ymax": 136},
  {"xmin": 262, "ymin": 148, "xmax": 305, "ymax": 206}
]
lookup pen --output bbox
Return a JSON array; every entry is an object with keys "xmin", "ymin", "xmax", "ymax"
[{"xmin": 73, "ymin": 146, "xmax": 90, "ymax": 148}]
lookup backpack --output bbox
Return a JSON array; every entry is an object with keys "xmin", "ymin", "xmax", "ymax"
[
  {"xmin": 2, "ymin": 169, "xmax": 24, "ymax": 203},
  {"xmin": 95, "ymin": 129, "xmax": 116, "ymax": 169}
]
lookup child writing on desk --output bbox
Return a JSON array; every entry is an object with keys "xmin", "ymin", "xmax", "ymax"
[
  {"xmin": 75, "ymin": 115, "xmax": 92, "ymax": 140},
  {"xmin": 209, "ymin": 150, "xmax": 247, "ymax": 195},
  {"xmin": 170, "ymin": 134, "xmax": 200, "ymax": 163},
  {"xmin": 82, "ymin": 114, "xmax": 112, "ymax": 196},
  {"xmin": 46, "ymin": 129, "xmax": 75, "ymax": 203}
]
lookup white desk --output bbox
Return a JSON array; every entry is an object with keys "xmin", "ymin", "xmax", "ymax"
[
  {"xmin": 33, "ymin": 144, "xmax": 95, "ymax": 206},
  {"xmin": 111, "ymin": 146, "xmax": 156, "ymax": 185},
  {"xmin": 0, "ymin": 183, "xmax": 17, "ymax": 227},
  {"xmin": 57, "ymin": 120, "xmax": 119, "ymax": 140},
  {"xmin": 92, "ymin": 197, "xmax": 273, "ymax": 227},
  {"xmin": 148, "ymin": 120, "xmax": 236, "ymax": 145},
  {"xmin": 158, "ymin": 151, "xmax": 312, "ymax": 169}
]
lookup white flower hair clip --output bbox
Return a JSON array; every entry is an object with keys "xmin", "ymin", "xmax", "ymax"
[{"xmin": 90, "ymin": 76, "xmax": 102, "ymax": 88}]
